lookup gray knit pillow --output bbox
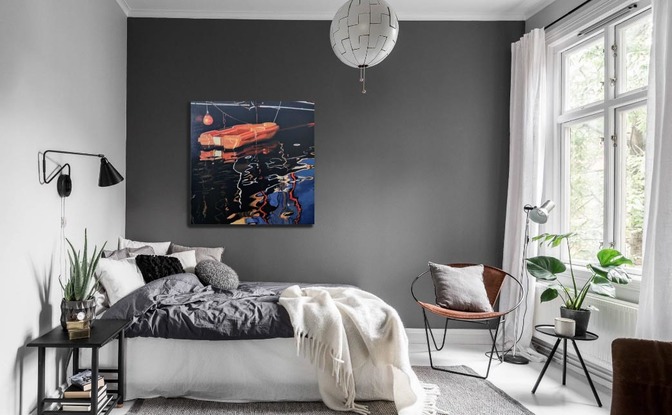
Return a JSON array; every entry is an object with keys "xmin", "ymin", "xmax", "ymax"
[{"xmin": 195, "ymin": 260, "xmax": 239, "ymax": 290}]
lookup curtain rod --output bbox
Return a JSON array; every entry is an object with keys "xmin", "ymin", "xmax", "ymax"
[
  {"xmin": 578, "ymin": 3, "xmax": 639, "ymax": 37},
  {"xmin": 544, "ymin": 0, "xmax": 594, "ymax": 30}
]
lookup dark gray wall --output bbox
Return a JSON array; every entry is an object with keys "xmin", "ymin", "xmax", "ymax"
[{"xmin": 126, "ymin": 18, "xmax": 523, "ymax": 327}]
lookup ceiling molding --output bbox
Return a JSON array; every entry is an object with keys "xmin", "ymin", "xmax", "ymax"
[
  {"xmin": 118, "ymin": 0, "xmax": 551, "ymax": 21},
  {"xmin": 518, "ymin": 0, "xmax": 557, "ymax": 19},
  {"xmin": 125, "ymin": 9, "xmax": 528, "ymax": 21},
  {"xmin": 115, "ymin": 0, "xmax": 131, "ymax": 16}
]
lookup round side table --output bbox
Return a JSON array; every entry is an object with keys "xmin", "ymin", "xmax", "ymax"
[{"xmin": 532, "ymin": 324, "xmax": 602, "ymax": 407}]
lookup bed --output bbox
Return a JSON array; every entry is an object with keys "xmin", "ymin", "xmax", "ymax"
[{"xmin": 82, "ymin": 274, "xmax": 394, "ymax": 403}]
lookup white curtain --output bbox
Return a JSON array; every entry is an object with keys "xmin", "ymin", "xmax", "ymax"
[
  {"xmin": 499, "ymin": 29, "xmax": 547, "ymax": 360},
  {"xmin": 636, "ymin": 0, "xmax": 672, "ymax": 341}
]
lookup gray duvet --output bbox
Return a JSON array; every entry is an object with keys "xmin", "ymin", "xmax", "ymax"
[{"xmin": 101, "ymin": 273, "xmax": 296, "ymax": 340}]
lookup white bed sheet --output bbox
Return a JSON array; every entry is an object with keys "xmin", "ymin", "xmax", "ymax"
[{"xmin": 81, "ymin": 337, "xmax": 393, "ymax": 403}]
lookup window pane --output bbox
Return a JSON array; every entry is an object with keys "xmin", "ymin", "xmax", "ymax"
[
  {"xmin": 567, "ymin": 117, "xmax": 604, "ymax": 261},
  {"xmin": 619, "ymin": 15, "xmax": 652, "ymax": 94},
  {"xmin": 620, "ymin": 106, "xmax": 647, "ymax": 266},
  {"xmin": 564, "ymin": 37, "xmax": 605, "ymax": 111}
]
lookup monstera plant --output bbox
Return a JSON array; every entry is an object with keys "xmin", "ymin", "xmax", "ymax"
[
  {"xmin": 527, "ymin": 233, "xmax": 633, "ymax": 309},
  {"xmin": 526, "ymin": 233, "xmax": 633, "ymax": 335}
]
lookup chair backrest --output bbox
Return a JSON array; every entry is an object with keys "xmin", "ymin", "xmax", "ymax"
[
  {"xmin": 444, "ymin": 263, "xmax": 507, "ymax": 307},
  {"xmin": 611, "ymin": 338, "xmax": 672, "ymax": 415}
]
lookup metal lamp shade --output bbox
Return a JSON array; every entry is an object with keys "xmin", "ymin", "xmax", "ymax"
[
  {"xmin": 330, "ymin": 0, "xmax": 399, "ymax": 69},
  {"xmin": 529, "ymin": 200, "xmax": 555, "ymax": 224},
  {"xmin": 98, "ymin": 157, "xmax": 124, "ymax": 187}
]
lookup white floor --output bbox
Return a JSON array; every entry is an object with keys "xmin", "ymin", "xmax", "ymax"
[{"xmin": 111, "ymin": 343, "xmax": 611, "ymax": 415}]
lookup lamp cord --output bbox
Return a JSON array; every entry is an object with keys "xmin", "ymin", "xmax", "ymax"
[{"xmin": 60, "ymin": 195, "xmax": 67, "ymax": 282}]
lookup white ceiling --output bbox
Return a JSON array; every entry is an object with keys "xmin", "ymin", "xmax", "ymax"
[{"xmin": 115, "ymin": 0, "xmax": 556, "ymax": 21}]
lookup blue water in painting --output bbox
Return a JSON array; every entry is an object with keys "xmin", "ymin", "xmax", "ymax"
[{"xmin": 190, "ymin": 101, "xmax": 315, "ymax": 225}]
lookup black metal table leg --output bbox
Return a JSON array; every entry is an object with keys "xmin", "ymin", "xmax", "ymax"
[
  {"xmin": 118, "ymin": 329, "xmax": 125, "ymax": 405},
  {"xmin": 571, "ymin": 340, "xmax": 602, "ymax": 407},
  {"xmin": 562, "ymin": 339, "xmax": 567, "ymax": 385},
  {"xmin": 37, "ymin": 347, "xmax": 45, "ymax": 415},
  {"xmin": 72, "ymin": 347, "xmax": 79, "ymax": 376},
  {"xmin": 532, "ymin": 338, "xmax": 561, "ymax": 393},
  {"xmin": 91, "ymin": 348, "xmax": 99, "ymax": 414}
]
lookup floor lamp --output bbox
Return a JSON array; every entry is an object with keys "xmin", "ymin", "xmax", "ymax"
[{"xmin": 504, "ymin": 200, "xmax": 555, "ymax": 365}]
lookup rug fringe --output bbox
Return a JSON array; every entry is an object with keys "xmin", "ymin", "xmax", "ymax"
[{"xmin": 420, "ymin": 382, "xmax": 441, "ymax": 415}]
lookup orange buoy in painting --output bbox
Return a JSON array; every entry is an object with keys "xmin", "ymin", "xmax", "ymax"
[{"xmin": 198, "ymin": 122, "xmax": 279, "ymax": 150}]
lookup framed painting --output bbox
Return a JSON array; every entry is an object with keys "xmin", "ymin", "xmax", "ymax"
[{"xmin": 190, "ymin": 101, "xmax": 315, "ymax": 225}]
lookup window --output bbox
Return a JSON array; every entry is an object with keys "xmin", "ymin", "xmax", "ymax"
[{"xmin": 556, "ymin": 9, "xmax": 652, "ymax": 270}]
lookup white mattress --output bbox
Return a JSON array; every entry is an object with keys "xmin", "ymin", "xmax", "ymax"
[{"xmin": 81, "ymin": 337, "xmax": 392, "ymax": 402}]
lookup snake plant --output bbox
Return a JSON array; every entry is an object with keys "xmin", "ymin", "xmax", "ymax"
[{"xmin": 60, "ymin": 229, "xmax": 106, "ymax": 301}]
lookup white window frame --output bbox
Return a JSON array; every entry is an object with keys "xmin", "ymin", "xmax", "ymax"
[{"xmin": 543, "ymin": 0, "xmax": 651, "ymax": 303}]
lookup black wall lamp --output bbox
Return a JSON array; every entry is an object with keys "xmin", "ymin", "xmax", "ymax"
[{"xmin": 41, "ymin": 150, "xmax": 124, "ymax": 197}]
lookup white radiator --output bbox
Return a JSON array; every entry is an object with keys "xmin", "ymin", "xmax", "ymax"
[{"xmin": 532, "ymin": 285, "xmax": 638, "ymax": 384}]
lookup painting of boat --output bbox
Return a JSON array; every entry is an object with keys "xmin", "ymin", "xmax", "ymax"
[
  {"xmin": 190, "ymin": 101, "xmax": 315, "ymax": 225},
  {"xmin": 198, "ymin": 122, "xmax": 280, "ymax": 150}
]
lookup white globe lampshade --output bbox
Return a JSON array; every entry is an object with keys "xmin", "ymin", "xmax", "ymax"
[{"xmin": 330, "ymin": 0, "xmax": 399, "ymax": 69}]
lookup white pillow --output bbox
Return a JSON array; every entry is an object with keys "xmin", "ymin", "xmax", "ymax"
[
  {"xmin": 96, "ymin": 257, "xmax": 145, "ymax": 306},
  {"xmin": 168, "ymin": 250, "xmax": 197, "ymax": 273},
  {"xmin": 119, "ymin": 237, "xmax": 171, "ymax": 255}
]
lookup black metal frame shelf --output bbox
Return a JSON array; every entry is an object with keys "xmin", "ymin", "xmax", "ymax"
[{"xmin": 27, "ymin": 319, "xmax": 130, "ymax": 415}]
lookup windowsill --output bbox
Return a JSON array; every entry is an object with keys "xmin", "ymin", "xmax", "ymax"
[{"xmin": 548, "ymin": 266, "xmax": 640, "ymax": 304}]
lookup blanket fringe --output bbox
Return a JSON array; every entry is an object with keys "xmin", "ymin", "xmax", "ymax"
[
  {"xmin": 420, "ymin": 382, "xmax": 441, "ymax": 415},
  {"xmin": 294, "ymin": 329, "xmax": 369, "ymax": 414}
]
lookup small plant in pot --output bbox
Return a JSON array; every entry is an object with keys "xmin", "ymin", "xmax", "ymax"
[
  {"xmin": 59, "ymin": 229, "xmax": 106, "ymax": 330},
  {"xmin": 526, "ymin": 233, "xmax": 632, "ymax": 336}
]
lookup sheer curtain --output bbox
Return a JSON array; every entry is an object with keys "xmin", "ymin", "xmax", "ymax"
[
  {"xmin": 636, "ymin": 0, "xmax": 672, "ymax": 341},
  {"xmin": 500, "ymin": 29, "xmax": 547, "ymax": 360}
]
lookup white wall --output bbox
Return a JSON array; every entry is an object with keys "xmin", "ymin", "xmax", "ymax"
[
  {"xmin": 0, "ymin": 1, "xmax": 126, "ymax": 414},
  {"xmin": 526, "ymin": 0, "xmax": 587, "ymax": 31}
]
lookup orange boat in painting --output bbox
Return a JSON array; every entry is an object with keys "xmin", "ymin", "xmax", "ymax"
[{"xmin": 198, "ymin": 122, "xmax": 279, "ymax": 150}]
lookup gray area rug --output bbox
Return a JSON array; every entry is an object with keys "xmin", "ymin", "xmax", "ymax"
[{"xmin": 129, "ymin": 366, "xmax": 534, "ymax": 415}]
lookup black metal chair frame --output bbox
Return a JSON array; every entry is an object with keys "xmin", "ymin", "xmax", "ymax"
[{"xmin": 411, "ymin": 264, "xmax": 525, "ymax": 380}]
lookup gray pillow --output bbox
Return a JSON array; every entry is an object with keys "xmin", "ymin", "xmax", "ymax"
[
  {"xmin": 428, "ymin": 262, "xmax": 493, "ymax": 313},
  {"xmin": 195, "ymin": 260, "xmax": 239, "ymax": 290},
  {"xmin": 170, "ymin": 243, "xmax": 225, "ymax": 263},
  {"xmin": 103, "ymin": 245, "xmax": 155, "ymax": 260}
]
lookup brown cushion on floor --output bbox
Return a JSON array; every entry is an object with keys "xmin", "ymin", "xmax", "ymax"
[{"xmin": 611, "ymin": 338, "xmax": 672, "ymax": 415}]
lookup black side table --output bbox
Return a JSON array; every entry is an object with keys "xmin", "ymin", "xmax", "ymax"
[
  {"xmin": 532, "ymin": 324, "xmax": 602, "ymax": 407},
  {"xmin": 27, "ymin": 319, "xmax": 130, "ymax": 415}
]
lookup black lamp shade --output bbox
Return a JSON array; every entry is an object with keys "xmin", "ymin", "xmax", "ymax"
[{"xmin": 98, "ymin": 157, "xmax": 124, "ymax": 187}]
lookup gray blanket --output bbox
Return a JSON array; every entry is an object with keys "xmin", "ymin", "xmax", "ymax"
[{"xmin": 102, "ymin": 273, "xmax": 296, "ymax": 340}]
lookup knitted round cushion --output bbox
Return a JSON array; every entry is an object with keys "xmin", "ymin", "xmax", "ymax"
[{"xmin": 195, "ymin": 260, "xmax": 239, "ymax": 290}]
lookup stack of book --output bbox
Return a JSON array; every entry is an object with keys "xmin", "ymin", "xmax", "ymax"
[
  {"xmin": 66, "ymin": 320, "xmax": 91, "ymax": 340},
  {"xmin": 62, "ymin": 370, "xmax": 109, "ymax": 413}
]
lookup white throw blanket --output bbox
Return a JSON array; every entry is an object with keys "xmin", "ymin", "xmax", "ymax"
[{"xmin": 279, "ymin": 285, "xmax": 439, "ymax": 415}]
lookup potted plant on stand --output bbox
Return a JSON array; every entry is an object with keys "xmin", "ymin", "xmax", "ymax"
[
  {"xmin": 59, "ymin": 229, "xmax": 105, "ymax": 331},
  {"xmin": 526, "ymin": 233, "xmax": 632, "ymax": 336}
]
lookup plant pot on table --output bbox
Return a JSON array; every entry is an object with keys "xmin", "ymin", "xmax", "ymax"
[
  {"xmin": 60, "ymin": 298, "xmax": 96, "ymax": 330},
  {"xmin": 560, "ymin": 306, "xmax": 591, "ymax": 337}
]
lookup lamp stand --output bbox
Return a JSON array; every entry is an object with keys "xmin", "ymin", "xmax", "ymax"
[{"xmin": 504, "ymin": 207, "xmax": 532, "ymax": 365}]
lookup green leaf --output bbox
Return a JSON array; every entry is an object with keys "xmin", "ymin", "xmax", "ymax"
[
  {"xmin": 531, "ymin": 234, "xmax": 548, "ymax": 242},
  {"xmin": 540, "ymin": 287, "xmax": 561, "ymax": 302},
  {"xmin": 597, "ymin": 248, "xmax": 634, "ymax": 267},
  {"xmin": 588, "ymin": 264, "xmax": 609, "ymax": 278},
  {"xmin": 607, "ymin": 268, "xmax": 632, "ymax": 284},
  {"xmin": 526, "ymin": 256, "xmax": 566, "ymax": 280},
  {"xmin": 589, "ymin": 281, "xmax": 616, "ymax": 297}
]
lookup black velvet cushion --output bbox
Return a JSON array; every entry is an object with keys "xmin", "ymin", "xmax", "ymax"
[{"xmin": 135, "ymin": 255, "xmax": 185, "ymax": 283}]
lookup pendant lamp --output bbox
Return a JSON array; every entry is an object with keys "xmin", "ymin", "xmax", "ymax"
[{"xmin": 330, "ymin": 0, "xmax": 399, "ymax": 94}]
